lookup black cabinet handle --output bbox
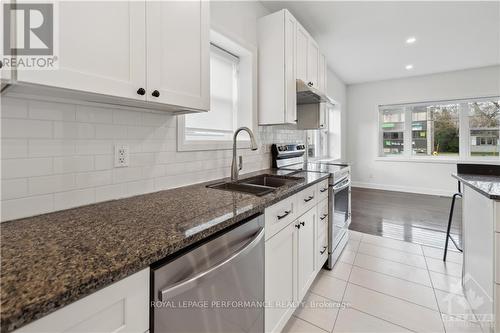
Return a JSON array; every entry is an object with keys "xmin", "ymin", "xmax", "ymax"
[
  {"xmin": 277, "ymin": 210, "xmax": 291, "ymax": 220},
  {"xmin": 320, "ymin": 246, "xmax": 327, "ymax": 254},
  {"xmin": 320, "ymin": 187, "xmax": 328, "ymax": 193},
  {"xmin": 320, "ymin": 214, "xmax": 328, "ymax": 221},
  {"xmin": 304, "ymin": 195, "xmax": 314, "ymax": 202},
  {"xmin": 137, "ymin": 88, "xmax": 145, "ymax": 95},
  {"xmin": 0, "ymin": 60, "xmax": 3, "ymax": 69},
  {"xmin": 295, "ymin": 224, "xmax": 301, "ymax": 229},
  {"xmin": 307, "ymin": 82, "xmax": 313, "ymax": 87},
  {"xmin": 300, "ymin": 221, "xmax": 305, "ymax": 226},
  {"xmin": 152, "ymin": 90, "xmax": 160, "ymax": 97}
]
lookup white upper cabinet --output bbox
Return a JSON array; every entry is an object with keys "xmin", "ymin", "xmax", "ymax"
[
  {"xmin": 146, "ymin": 1, "xmax": 210, "ymax": 111},
  {"xmin": 16, "ymin": 1, "xmax": 147, "ymax": 101},
  {"xmin": 306, "ymin": 38, "xmax": 319, "ymax": 89},
  {"xmin": 258, "ymin": 9, "xmax": 326, "ymax": 125},
  {"xmin": 12, "ymin": 0, "xmax": 210, "ymax": 112},
  {"xmin": 318, "ymin": 53, "xmax": 327, "ymax": 94}
]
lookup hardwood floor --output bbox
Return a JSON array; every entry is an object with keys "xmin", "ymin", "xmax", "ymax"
[{"xmin": 349, "ymin": 187, "xmax": 462, "ymax": 250}]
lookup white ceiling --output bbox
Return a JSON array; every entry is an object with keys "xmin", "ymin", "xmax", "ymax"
[{"xmin": 261, "ymin": 1, "xmax": 500, "ymax": 84}]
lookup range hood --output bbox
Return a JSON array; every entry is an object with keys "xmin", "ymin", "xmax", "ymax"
[{"xmin": 296, "ymin": 79, "xmax": 334, "ymax": 105}]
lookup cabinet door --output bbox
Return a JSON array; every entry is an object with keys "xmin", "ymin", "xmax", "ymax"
[
  {"xmin": 146, "ymin": 0, "xmax": 209, "ymax": 111},
  {"xmin": 296, "ymin": 207, "xmax": 316, "ymax": 301},
  {"xmin": 284, "ymin": 10, "xmax": 297, "ymax": 124},
  {"xmin": 295, "ymin": 24, "xmax": 308, "ymax": 84},
  {"xmin": 16, "ymin": 1, "xmax": 146, "ymax": 101},
  {"xmin": 307, "ymin": 39, "xmax": 319, "ymax": 88},
  {"xmin": 265, "ymin": 222, "xmax": 296, "ymax": 332},
  {"xmin": 318, "ymin": 53, "xmax": 327, "ymax": 94}
]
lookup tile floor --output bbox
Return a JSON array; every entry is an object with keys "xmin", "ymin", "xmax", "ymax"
[{"xmin": 282, "ymin": 230, "xmax": 484, "ymax": 333}]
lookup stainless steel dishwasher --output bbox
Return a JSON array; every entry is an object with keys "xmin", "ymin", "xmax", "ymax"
[{"xmin": 151, "ymin": 214, "xmax": 264, "ymax": 333}]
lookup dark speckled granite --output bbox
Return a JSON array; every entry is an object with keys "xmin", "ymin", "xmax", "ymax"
[
  {"xmin": 0, "ymin": 169, "xmax": 328, "ymax": 333},
  {"xmin": 453, "ymin": 173, "xmax": 500, "ymax": 200}
]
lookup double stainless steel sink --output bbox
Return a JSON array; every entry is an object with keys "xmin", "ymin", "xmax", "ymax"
[{"xmin": 207, "ymin": 174, "xmax": 303, "ymax": 196}]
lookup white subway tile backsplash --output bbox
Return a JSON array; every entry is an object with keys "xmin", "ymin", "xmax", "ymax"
[
  {"xmin": 28, "ymin": 139, "xmax": 75, "ymax": 157},
  {"xmin": 28, "ymin": 100, "xmax": 76, "ymax": 121},
  {"xmin": 54, "ymin": 122, "xmax": 95, "ymax": 139},
  {"xmin": 2, "ymin": 158, "xmax": 53, "ymax": 178},
  {"xmin": 54, "ymin": 188, "xmax": 95, "ymax": 211},
  {"xmin": 1, "ymin": 139, "xmax": 28, "ymax": 158},
  {"xmin": 53, "ymin": 156, "xmax": 94, "ymax": 174},
  {"xmin": 1, "ymin": 178, "xmax": 28, "ymax": 200},
  {"xmin": 2, "ymin": 119, "xmax": 53, "ymax": 138},
  {"xmin": 28, "ymin": 174, "xmax": 76, "ymax": 195},
  {"xmin": 2, "ymin": 194, "xmax": 54, "ymax": 221},
  {"xmin": 1, "ymin": 96, "xmax": 305, "ymax": 221},
  {"xmin": 75, "ymin": 105, "xmax": 113, "ymax": 124}
]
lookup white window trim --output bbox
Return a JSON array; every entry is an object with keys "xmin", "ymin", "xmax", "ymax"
[
  {"xmin": 177, "ymin": 28, "xmax": 257, "ymax": 152},
  {"xmin": 376, "ymin": 96, "xmax": 500, "ymax": 163}
]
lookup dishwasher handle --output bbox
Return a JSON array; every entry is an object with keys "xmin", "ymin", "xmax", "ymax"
[{"xmin": 160, "ymin": 227, "xmax": 264, "ymax": 301}]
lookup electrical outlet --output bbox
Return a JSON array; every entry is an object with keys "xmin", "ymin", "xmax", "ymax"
[{"xmin": 114, "ymin": 144, "xmax": 129, "ymax": 168}]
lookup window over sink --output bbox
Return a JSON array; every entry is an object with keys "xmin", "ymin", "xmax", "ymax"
[{"xmin": 177, "ymin": 30, "xmax": 257, "ymax": 151}]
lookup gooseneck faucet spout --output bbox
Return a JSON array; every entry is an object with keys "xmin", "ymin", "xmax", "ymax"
[{"xmin": 231, "ymin": 127, "xmax": 258, "ymax": 182}]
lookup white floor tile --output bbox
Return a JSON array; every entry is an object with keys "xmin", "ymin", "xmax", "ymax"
[
  {"xmin": 349, "ymin": 266, "xmax": 438, "ymax": 310},
  {"xmin": 425, "ymin": 257, "xmax": 463, "ymax": 277},
  {"xmin": 434, "ymin": 290, "xmax": 474, "ymax": 317},
  {"xmin": 343, "ymin": 283, "xmax": 445, "ymax": 333},
  {"xmin": 354, "ymin": 253, "xmax": 432, "ymax": 286},
  {"xmin": 294, "ymin": 293, "xmax": 338, "ymax": 332},
  {"xmin": 442, "ymin": 317, "xmax": 483, "ymax": 333},
  {"xmin": 282, "ymin": 316, "xmax": 327, "ymax": 333},
  {"xmin": 346, "ymin": 239, "xmax": 361, "ymax": 252},
  {"xmin": 349, "ymin": 230, "xmax": 364, "ymax": 241},
  {"xmin": 429, "ymin": 271, "xmax": 464, "ymax": 295},
  {"xmin": 361, "ymin": 234, "xmax": 423, "ymax": 255},
  {"xmin": 333, "ymin": 308, "xmax": 412, "ymax": 333},
  {"xmin": 310, "ymin": 273, "xmax": 348, "ymax": 301},
  {"xmin": 422, "ymin": 245, "xmax": 463, "ymax": 264},
  {"xmin": 322, "ymin": 262, "xmax": 352, "ymax": 281},
  {"xmin": 358, "ymin": 242, "xmax": 427, "ymax": 269},
  {"xmin": 338, "ymin": 249, "xmax": 356, "ymax": 264}
]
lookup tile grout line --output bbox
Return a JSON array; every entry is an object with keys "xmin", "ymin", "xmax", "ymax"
[
  {"xmin": 422, "ymin": 248, "xmax": 448, "ymax": 333},
  {"xmin": 290, "ymin": 315, "xmax": 329, "ymax": 333},
  {"xmin": 346, "ymin": 307, "xmax": 419, "ymax": 333}
]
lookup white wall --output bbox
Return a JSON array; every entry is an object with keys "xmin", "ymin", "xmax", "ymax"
[
  {"xmin": 347, "ymin": 65, "xmax": 500, "ymax": 196},
  {"xmin": 327, "ymin": 68, "xmax": 347, "ymax": 159},
  {"xmin": 0, "ymin": 1, "xmax": 307, "ymax": 222}
]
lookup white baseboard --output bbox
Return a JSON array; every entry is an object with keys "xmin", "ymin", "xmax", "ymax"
[{"xmin": 351, "ymin": 181, "xmax": 455, "ymax": 197}]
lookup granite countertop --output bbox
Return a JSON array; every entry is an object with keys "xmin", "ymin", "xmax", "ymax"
[
  {"xmin": 453, "ymin": 173, "xmax": 500, "ymax": 200},
  {"xmin": 0, "ymin": 169, "xmax": 329, "ymax": 332}
]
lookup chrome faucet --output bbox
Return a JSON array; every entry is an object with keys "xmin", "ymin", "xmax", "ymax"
[{"xmin": 231, "ymin": 127, "xmax": 258, "ymax": 181}]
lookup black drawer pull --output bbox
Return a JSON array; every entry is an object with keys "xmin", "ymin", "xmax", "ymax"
[
  {"xmin": 320, "ymin": 187, "xmax": 328, "ymax": 193},
  {"xmin": 320, "ymin": 214, "xmax": 328, "ymax": 220},
  {"xmin": 295, "ymin": 223, "xmax": 301, "ymax": 229},
  {"xmin": 277, "ymin": 210, "xmax": 291, "ymax": 220},
  {"xmin": 300, "ymin": 221, "xmax": 305, "ymax": 226},
  {"xmin": 320, "ymin": 246, "xmax": 327, "ymax": 254},
  {"xmin": 304, "ymin": 195, "xmax": 314, "ymax": 202}
]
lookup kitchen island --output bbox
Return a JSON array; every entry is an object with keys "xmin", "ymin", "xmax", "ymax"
[{"xmin": 452, "ymin": 172, "xmax": 500, "ymax": 333}]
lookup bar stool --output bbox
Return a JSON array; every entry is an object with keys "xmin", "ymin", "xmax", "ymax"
[{"xmin": 443, "ymin": 177, "xmax": 462, "ymax": 262}]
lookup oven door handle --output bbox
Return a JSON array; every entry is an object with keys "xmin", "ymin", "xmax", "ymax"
[
  {"xmin": 333, "ymin": 178, "xmax": 350, "ymax": 192},
  {"xmin": 160, "ymin": 227, "xmax": 264, "ymax": 301}
]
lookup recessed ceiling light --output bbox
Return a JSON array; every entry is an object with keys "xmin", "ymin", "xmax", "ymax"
[
  {"xmin": 406, "ymin": 37, "xmax": 416, "ymax": 44},
  {"xmin": 405, "ymin": 64, "xmax": 414, "ymax": 70}
]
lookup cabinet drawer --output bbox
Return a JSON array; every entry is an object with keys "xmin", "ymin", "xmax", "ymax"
[
  {"xmin": 496, "ymin": 232, "xmax": 500, "ymax": 284},
  {"xmin": 317, "ymin": 180, "xmax": 329, "ymax": 203},
  {"xmin": 317, "ymin": 232, "xmax": 328, "ymax": 269},
  {"xmin": 265, "ymin": 194, "xmax": 297, "ymax": 240},
  {"xmin": 297, "ymin": 185, "xmax": 317, "ymax": 217}
]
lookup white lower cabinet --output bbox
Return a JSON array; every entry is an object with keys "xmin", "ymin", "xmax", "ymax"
[
  {"xmin": 265, "ymin": 182, "xmax": 327, "ymax": 333},
  {"xmin": 14, "ymin": 269, "xmax": 149, "ymax": 333}
]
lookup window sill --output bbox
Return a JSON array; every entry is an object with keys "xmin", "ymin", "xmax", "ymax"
[{"xmin": 374, "ymin": 156, "xmax": 500, "ymax": 164}]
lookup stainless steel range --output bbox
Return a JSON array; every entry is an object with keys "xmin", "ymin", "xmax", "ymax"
[{"xmin": 272, "ymin": 144, "xmax": 351, "ymax": 269}]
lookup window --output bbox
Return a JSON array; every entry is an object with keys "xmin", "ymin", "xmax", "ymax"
[
  {"xmin": 468, "ymin": 100, "xmax": 499, "ymax": 157},
  {"xmin": 378, "ymin": 97, "xmax": 499, "ymax": 161},
  {"xmin": 184, "ymin": 44, "xmax": 239, "ymax": 142},
  {"xmin": 411, "ymin": 103, "xmax": 459, "ymax": 157},
  {"xmin": 380, "ymin": 107, "xmax": 405, "ymax": 156},
  {"xmin": 177, "ymin": 30, "xmax": 256, "ymax": 151}
]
